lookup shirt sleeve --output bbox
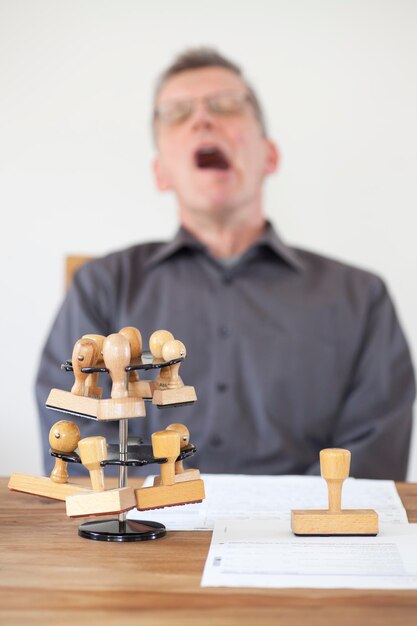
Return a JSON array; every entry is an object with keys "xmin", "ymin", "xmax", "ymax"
[
  {"xmin": 34, "ymin": 263, "xmax": 117, "ymax": 475},
  {"xmin": 306, "ymin": 277, "xmax": 415, "ymax": 480}
]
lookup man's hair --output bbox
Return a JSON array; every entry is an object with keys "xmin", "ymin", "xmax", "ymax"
[{"xmin": 153, "ymin": 47, "xmax": 267, "ymax": 135}]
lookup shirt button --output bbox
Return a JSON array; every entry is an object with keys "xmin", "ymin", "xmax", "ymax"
[
  {"xmin": 216, "ymin": 382, "xmax": 229, "ymax": 392},
  {"xmin": 222, "ymin": 274, "xmax": 232, "ymax": 285},
  {"xmin": 219, "ymin": 325, "xmax": 230, "ymax": 338},
  {"xmin": 209, "ymin": 434, "xmax": 223, "ymax": 447}
]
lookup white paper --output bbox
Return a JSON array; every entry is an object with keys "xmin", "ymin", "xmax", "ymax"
[
  {"xmin": 127, "ymin": 474, "xmax": 408, "ymax": 530},
  {"xmin": 201, "ymin": 519, "xmax": 417, "ymax": 589}
]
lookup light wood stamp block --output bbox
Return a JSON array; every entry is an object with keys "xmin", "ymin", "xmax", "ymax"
[
  {"xmin": 46, "ymin": 388, "xmax": 145, "ymax": 420},
  {"xmin": 291, "ymin": 448, "xmax": 379, "ymax": 536},
  {"xmin": 135, "ymin": 479, "xmax": 205, "ymax": 511},
  {"xmin": 152, "ymin": 340, "xmax": 197, "ymax": 407},
  {"xmin": 153, "ymin": 424, "xmax": 200, "ymax": 485},
  {"xmin": 119, "ymin": 326, "xmax": 153, "ymax": 398},
  {"xmin": 46, "ymin": 333, "xmax": 146, "ymax": 420},
  {"xmin": 66, "ymin": 487, "xmax": 137, "ymax": 518},
  {"xmin": 136, "ymin": 429, "xmax": 205, "ymax": 510},
  {"xmin": 49, "ymin": 420, "xmax": 81, "ymax": 483},
  {"xmin": 163, "ymin": 469, "xmax": 201, "ymax": 483},
  {"xmin": 8, "ymin": 473, "xmax": 90, "ymax": 501},
  {"xmin": 152, "ymin": 386, "xmax": 197, "ymax": 407},
  {"xmin": 129, "ymin": 379, "xmax": 153, "ymax": 399}
]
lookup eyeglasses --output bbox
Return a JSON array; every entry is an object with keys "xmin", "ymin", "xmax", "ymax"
[{"xmin": 154, "ymin": 90, "xmax": 252, "ymax": 126}]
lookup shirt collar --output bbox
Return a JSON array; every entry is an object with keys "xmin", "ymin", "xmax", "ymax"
[
  {"xmin": 144, "ymin": 227, "xmax": 205, "ymax": 268},
  {"xmin": 145, "ymin": 221, "xmax": 304, "ymax": 272},
  {"xmin": 254, "ymin": 221, "xmax": 305, "ymax": 272}
]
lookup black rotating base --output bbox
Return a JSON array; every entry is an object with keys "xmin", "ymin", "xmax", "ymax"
[{"xmin": 78, "ymin": 519, "xmax": 166, "ymax": 542}]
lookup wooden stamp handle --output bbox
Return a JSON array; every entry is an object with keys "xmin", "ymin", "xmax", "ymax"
[
  {"xmin": 103, "ymin": 333, "xmax": 131, "ymax": 399},
  {"xmin": 166, "ymin": 423, "xmax": 190, "ymax": 474},
  {"xmin": 82, "ymin": 334, "xmax": 105, "ymax": 360},
  {"xmin": 78, "ymin": 436, "xmax": 107, "ymax": 492},
  {"xmin": 161, "ymin": 340, "xmax": 186, "ymax": 389},
  {"xmin": 71, "ymin": 338, "xmax": 99, "ymax": 396},
  {"xmin": 119, "ymin": 326, "xmax": 142, "ymax": 357},
  {"xmin": 149, "ymin": 330, "xmax": 174, "ymax": 358},
  {"xmin": 119, "ymin": 326, "xmax": 143, "ymax": 382},
  {"xmin": 320, "ymin": 448, "xmax": 351, "ymax": 513},
  {"xmin": 152, "ymin": 430, "xmax": 180, "ymax": 486},
  {"xmin": 49, "ymin": 421, "xmax": 81, "ymax": 483},
  {"xmin": 82, "ymin": 334, "xmax": 105, "ymax": 390}
]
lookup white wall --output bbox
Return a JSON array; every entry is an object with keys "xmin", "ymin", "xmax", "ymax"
[{"xmin": 1, "ymin": 0, "xmax": 416, "ymax": 477}]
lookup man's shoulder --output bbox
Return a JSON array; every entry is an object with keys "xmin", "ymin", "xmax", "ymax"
[
  {"xmin": 71, "ymin": 241, "xmax": 167, "ymax": 287},
  {"xmin": 293, "ymin": 246, "xmax": 387, "ymax": 298},
  {"xmin": 101, "ymin": 240, "xmax": 166, "ymax": 267},
  {"xmin": 81, "ymin": 241, "xmax": 166, "ymax": 269}
]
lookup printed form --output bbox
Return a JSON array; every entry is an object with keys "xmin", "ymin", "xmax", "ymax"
[
  {"xmin": 128, "ymin": 474, "xmax": 408, "ymax": 530},
  {"xmin": 201, "ymin": 518, "xmax": 417, "ymax": 589}
]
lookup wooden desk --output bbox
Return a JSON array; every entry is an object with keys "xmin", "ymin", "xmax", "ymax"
[{"xmin": 1, "ymin": 478, "xmax": 417, "ymax": 626}]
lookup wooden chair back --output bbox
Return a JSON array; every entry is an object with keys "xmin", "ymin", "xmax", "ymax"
[{"xmin": 65, "ymin": 255, "xmax": 93, "ymax": 289}]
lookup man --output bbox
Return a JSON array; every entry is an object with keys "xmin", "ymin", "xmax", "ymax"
[{"xmin": 36, "ymin": 48, "xmax": 415, "ymax": 479}]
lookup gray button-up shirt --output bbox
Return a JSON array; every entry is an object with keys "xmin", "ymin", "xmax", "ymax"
[{"xmin": 35, "ymin": 223, "xmax": 415, "ymax": 479}]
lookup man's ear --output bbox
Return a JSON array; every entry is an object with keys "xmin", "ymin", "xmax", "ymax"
[
  {"xmin": 264, "ymin": 140, "xmax": 279, "ymax": 175},
  {"xmin": 153, "ymin": 156, "xmax": 172, "ymax": 191}
]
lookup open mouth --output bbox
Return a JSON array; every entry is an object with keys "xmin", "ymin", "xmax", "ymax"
[{"xmin": 194, "ymin": 146, "xmax": 230, "ymax": 170}]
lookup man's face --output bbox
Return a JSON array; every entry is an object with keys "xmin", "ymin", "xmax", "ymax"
[{"xmin": 153, "ymin": 67, "xmax": 278, "ymax": 219}]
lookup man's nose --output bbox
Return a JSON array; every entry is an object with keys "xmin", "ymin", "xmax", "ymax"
[{"xmin": 190, "ymin": 99, "xmax": 215, "ymax": 130}]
